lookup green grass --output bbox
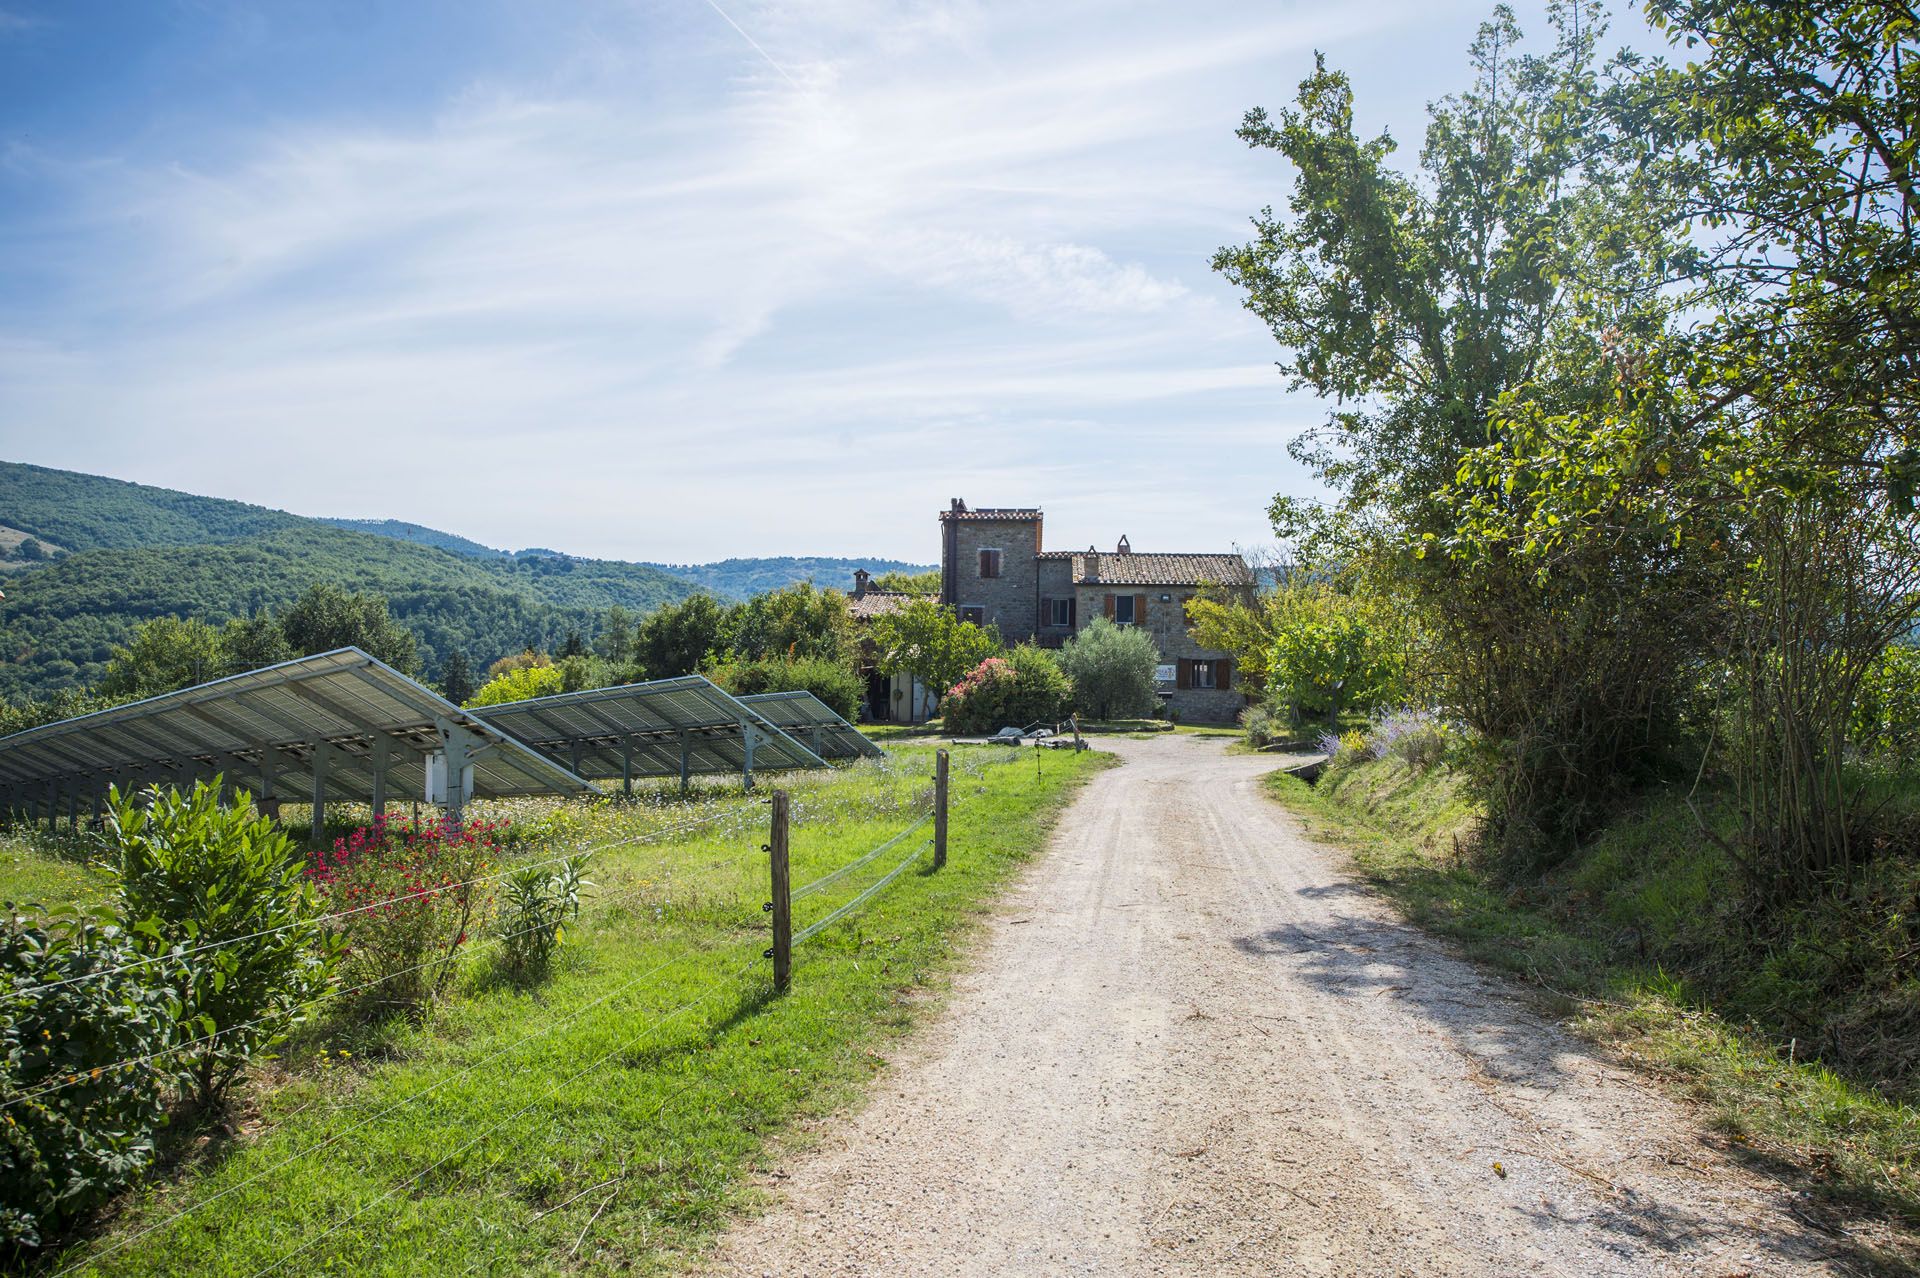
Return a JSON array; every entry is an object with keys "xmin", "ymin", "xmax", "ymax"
[
  {"xmin": 1267, "ymin": 756, "xmax": 1920, "ymax": 1262},
  {"xmin": 22, "ymin": 745, "xmax": 1109, "ymax": 1275},
  {"xmin": 0, "ymin": 827, "xmax": 115, "ymax": 912}
]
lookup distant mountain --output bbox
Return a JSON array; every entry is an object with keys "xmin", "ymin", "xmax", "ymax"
[
  {"xmin": 0, "ymin": 462, "xmax": 699, "ymax": 701},
  {"xmin": 317, "ymin": 514, "xmax": 930, "ymax": 600},
  {"xmin": 0, "ymin": 461, "xmax": 934, "ymax": 703},
  {"xmin": 642, "ymin": 557, "xmax": 936, "ymax": 600}
]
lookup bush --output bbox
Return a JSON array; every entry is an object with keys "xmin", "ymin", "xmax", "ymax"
[
  {"xmin": 1, "ymin": 906, "xmax": 177, "ymax": 1252},
  {"xmin": 306, "ymin": 816, "xmax": 500, "ymax": 1014},
  {"xmin": 107, "ymin": 782, "xmax": 338, "ymax": 1110},
  {"xmin": 1058, "ymin": 618, "xmax": 1160, "ymax": 720},
  {"xmin": 468, "ymin": 664, "xmax": 566, "ymax": 707},
  {"xmin": 498, "ymin": 855, "xmax": 592, "ymax": 980},
  {"xmin": 1852, "ymin": 642, "xmax": 1920, "ymax": 764},
  {"xmin": 708, "ymin": 656, "xmax": 863, "ymax": 722},
  {"xmin": 1367, "ymin": 708, "xmax": 1453, "ymax": 770},
  {"xmin": 941, "ymin": 646, "xmax": 1073, "ymax": 735},
  {"xmin": 1268, "ymin": 586, "xmax": 1405, "ymax": 720},
  {"xmin": 1240, "ymin": 702, "xmax": 1288, "ymax": 747}
]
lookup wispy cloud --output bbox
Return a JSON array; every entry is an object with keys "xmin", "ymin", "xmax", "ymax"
[{"xmin": 0, "ymin": 0, "xmax": 1465, "ymax": 559}]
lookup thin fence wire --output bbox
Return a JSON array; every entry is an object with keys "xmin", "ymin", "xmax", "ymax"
[
  {"xmin": 11, "ymin": 803, "xmax": 751, "ymax": 999},
  {"xmin": 244, "ymin": 950, "xmax": 762, "ymax": 1278},
  {"xmin": 48, "ymin": 935, "xmax": 754, "ymax": 1278},
  {"xmin": 791, "ymin": 838, "xmax": 932, "ymax": 947},
  {"xmin": 789, "ymin": 808, "xmax": 932, "ymax": 902}
]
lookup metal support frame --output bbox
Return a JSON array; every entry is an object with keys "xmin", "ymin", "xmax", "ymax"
[
  {"xmin": 677, "ymin": 731, "xmax": 692, "ymax": 793},
  {"xmin": 622, "ymin": 737, "xmax": 635, "ymax": 797},
  {"xmin": 370, "ymin": 733, "xmax": 389, "ymax": 820},
  {"xmin": 739, "ymin": 722, "xmax": 768, "ymax": 791},
  {"xmin": 309, "ymin": 739, "xmax": 332, "ymax": 846}
]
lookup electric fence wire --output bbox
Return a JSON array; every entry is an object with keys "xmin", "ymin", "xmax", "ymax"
[
  {"xmin": 789, "ymin": 807, "xmax": 933, "ymax": 902},
  {"xmin": 49, "ymin": 934, "xmax": 757, "ymax": 1278},
  {"xmin": 791, "ymin": 837, "xmax": 933, "ymax": 947},
  {"xmin": 11, "ymin": 802, "xmax": 753, "ymax": 999},
  {"xmin": 244, "ymin": 949, "xmax": 763, "ymax": 1278}
]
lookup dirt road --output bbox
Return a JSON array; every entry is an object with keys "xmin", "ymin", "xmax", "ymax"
[{"xmin": 711, "ymin": 736, "xmax": 1864, "ymax": 1276}]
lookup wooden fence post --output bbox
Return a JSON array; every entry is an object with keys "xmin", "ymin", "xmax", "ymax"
[
  {"xmin": 767, "ymin": 790, "xmax": 792, "ymax": 992},
  {"xmin": 933, "ymin": 748, "xmax": 949, "ymax": 871}
]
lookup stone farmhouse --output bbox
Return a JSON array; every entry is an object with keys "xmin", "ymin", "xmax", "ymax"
[{"xmin": 936, "ymin": 499, "xmax": 1255, "ymax": 722}]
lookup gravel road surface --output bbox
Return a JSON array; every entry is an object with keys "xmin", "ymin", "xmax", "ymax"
[{"xmin": 709, "ymin": 735, "xmax": 1867, "ymax": 1276}]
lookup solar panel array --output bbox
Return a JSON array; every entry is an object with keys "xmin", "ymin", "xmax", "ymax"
[
  {"xmin": 738, "ymin": 691, "xmax": 884, "ymax": 761},
  {"xmin": 0, "ymin": 648, "xmax": 597, "ymax": 825},
  {"xmin": 466, "ymin": 675, "xmax": 830, "ymax": 788}
]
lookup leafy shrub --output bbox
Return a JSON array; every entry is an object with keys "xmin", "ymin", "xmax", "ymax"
[
  {"xmin": 1, "ymin": 905, "xmax": 177, "ymax": 1252},
  {"xmin": 1852, "ymin": 642, "xmax": 1920, "ymax": 764},
  {"xmin": 708, "ymin": 656, "xmax": 863, "ymax": 722},
  {"xmin": 1058, "ymin": 618, "xmax": 1160, "ymax": 720},
  {"xmin": 498, "ymin": 855, "xmax": 592, "ymax": 979},
  {"xmin": 1269, "ymin": 586, "xmax": 1405, "ymax": 719},
  {"xmin": 107, "ymin": 782, "xmax": 338, "ymax": 1110},
  {"xmin": 468, "ymin": 664, "xmax": 566, "ymax": 707},
  {"xmin": 1240, "ymin": 702, "xmax": 1288, "ymax": 747},
  {"xmin": 941, "ymin": 646, "xmax": 1073, "ymax": 735},
  {"xmin": 306, "ymin": 816, "xmax": 501, "ymax": 1014},
  {"xmin": 1367, "ymin": 708, "xmax": 1453, "ymax": 770}
]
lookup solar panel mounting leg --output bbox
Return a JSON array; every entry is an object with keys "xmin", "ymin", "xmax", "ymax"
[
  {"xmin": 370, "ymin": 733, "xmax": 389, "ymax": 821},
  {"xmin": 623, "ymin": 736, "xmax": 635, "ymax": 797},
  {"xmin": 678, "ymin": 731, "xmax": 691, "ymax": 794},
  {"xmin": 309, "ymin": 739, "xmax": 330, "ymax": 847}
]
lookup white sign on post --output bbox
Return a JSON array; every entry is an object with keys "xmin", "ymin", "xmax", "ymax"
[{"xmin": 424, "ymin": 752, "xmax": 475, "ymax": 805}]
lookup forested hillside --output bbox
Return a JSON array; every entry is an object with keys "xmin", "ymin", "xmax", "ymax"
[
  {"xmin": 0, "ymin": 461, "xmax": 304, "ymax": 550},
  {"xmin": 0, "ymin": 524, "xmax": 702, "ymax": 699},
  {"xmin": 641, "ymin": 556, "xmax": 935, "ymax": 599}
]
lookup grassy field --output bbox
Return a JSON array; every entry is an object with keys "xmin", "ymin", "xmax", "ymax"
[
  {"xmin": 10, "ymin": 743, "xmax": 1109, "ymax": 1276},
  {"xmin": 1267, "ymin": 754, "xmax": 1920, "ymax": 1261}
]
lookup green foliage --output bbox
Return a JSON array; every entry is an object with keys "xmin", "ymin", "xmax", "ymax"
[
  {"xmin": 596, "ymin": 605, "xmax": 635, "ymax": 664},
  {"xmin": 468, "ymin": 664, "xmax": 566, "ymax": 707},
  {"xmin": 0, "ymin": 460, "xmax": 304, "ymax": 553},
  {"xmin": 306, "ymin": 817, "xmax": 501, "ymax": 1014},
  {"xmin": 279, "ymin": 583, "xmax": 418, "ymax": 674},
  {"xmin": 0, "ymin": 905, "xmax": 177, "ymax": 1252},
  {"xmin": 868, "ymin": 598, "xmax": 1003, "ymax": 696},
  {"xmin": 870, "ymin": 569, "xmax": 939, "ymax": 595},
  {"xmin": 14, "ymin": 539, "xmax": 45, "ymax": 563},
  {"xmin": 105, "ymin": 782, "xmax": 338, "ymax": 1110},
  {"xmin": 727, "ymin": 582, "xmax": 857, "ymax": 665},
  {"xmin": 440, "ymin": 651, "xmax": 475, "ymax": 706},
  {"xmin": 940, "ymin": 646, "xmax": 1073, "ymax": 735},
  {"xmin": 1267, "ymin": 584, "xmax": 1406, "ymax": 719},
  {"xmin": 0, "ymin": 509, "xmax": 695, "ymax": 702},
  {"xmin": 1057, "ymin": 618, "xmax": 1159, "ymax": 721},
  {"xmin": 641, "ymin": 556, "xmax": 935, "ymax": 600},
  {"xmin": 0, "ymin": 688, "xmax": 117, "ymax": 739},
  {"xmin": 96, "ymin": 617, "xmax": 223, "ymax": 700},
  {"xmin": 708, "ymin": 656, "xmax": 863, "ymax": 721},
  {"xmin": 216, "ymin": 611, "xmax": 292, "ymax": 676},
  {"xmin": 497, "ymin": 855, "xmax": 592, "ymax": 980},
  {"xmin": 634, "ymin": 593, "xmax": 727, "ymax": 678},
  {"xmin": 1853, "ymin": 644, "xmax": 1920, "ymax": 765}
]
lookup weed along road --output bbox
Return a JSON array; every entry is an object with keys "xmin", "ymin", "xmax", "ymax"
[{"xmin": 711, "ymin": 735, "xmax": 1852, "ymax": 1277}]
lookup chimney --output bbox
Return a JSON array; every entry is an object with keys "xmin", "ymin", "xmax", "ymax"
[
  {"xmin": 1084, "ymin": 546, "xmax": 1100, "ymax": 579},
  {"xmin": 1116, "ymin": 534, "xmax": 1131, "ymax": 554},
  {"xmin": 853, "ymin": 568, "xmax": 871, "ymax": 598},
  {"xmin": 950, "ymin": 498, "xmax": 967, "ymax": 513}
]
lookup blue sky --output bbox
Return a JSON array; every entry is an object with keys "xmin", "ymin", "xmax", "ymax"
[{"xmin": 0, "ymin": 0, "xmax": 1643, "ymax": 563}]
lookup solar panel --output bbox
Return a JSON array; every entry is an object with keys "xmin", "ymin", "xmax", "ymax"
[
  {"xmin": 737, "ymin": 691, "xmax": 883, "ymax": 760},
  {"xmin": 467, "ymin": 675, "xmax": 828, "ymax": 789},
  {"xmin": 0, "ymin": 648, "xmax": 598, "ymax": 831}
]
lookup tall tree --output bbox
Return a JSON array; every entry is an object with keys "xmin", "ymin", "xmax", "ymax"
[
  {"xmin": 217, "ymin": 611, "xmax": 292, "ymax": 676},
  {"xmin": 278, "ymin": 583, "xmax": 418, "ymax": 674},
  {"xmin": 97, "ymin": 617, "xmax": 223, "ymax": 699},
  {"xmin": 634, "ymin": 594, "xmax": 727, "ymax": 678},
  {"xmin": 596, "ymin": 605, "xmax": 635, "ymax": 664},
  {"xmin": 441, "ymin": 650, "xmax": 475, "ymax": 705},
  {"xmin": 868, "ymin": 599, "xmax": 1002, "ymax": 697}
]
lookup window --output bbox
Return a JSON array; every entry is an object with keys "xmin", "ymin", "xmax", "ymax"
[
  {"xmin": 1112, "ymin": 595, "xmax": 1137, "ymax": 625},
  {"xmin": 1048, "ymin": 597, "xmax": 1073, "ymax": 627},
  {"xmin": 1191, "ymin": 660, "xmax": 1216, "ymax": 689},
  {"xmin": 959, "ymin": 605, "xmax": 986, "ymax": 626},
  {"xmin": 978, "ymin": 548, "xmax": 1003, "ymax": 579}
]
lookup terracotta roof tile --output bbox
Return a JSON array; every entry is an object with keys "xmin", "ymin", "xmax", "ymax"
[
  {"xmin": 1073, "ymin": 552, "xmax": 1254, "ymax": 587},
  {"xmin": 848, "ymin": 591, "xmax": 915, "ymax": 620},
  {"xmin": 938, "ymin": 507, "xmax": 1041, "ymax": 522}
]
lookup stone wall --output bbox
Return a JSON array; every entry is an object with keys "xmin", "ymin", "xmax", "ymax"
[{"xmin": 943, "ymin": 517, "xmax": 1041, "ymax": 644}]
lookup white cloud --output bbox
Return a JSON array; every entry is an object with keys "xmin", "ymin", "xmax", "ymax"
[{"xmin": 0, "ymin": 0, "xmax": 1474, "ymax": 559}]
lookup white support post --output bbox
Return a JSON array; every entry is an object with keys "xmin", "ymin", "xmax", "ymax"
[
  {"xmin": 309, "ymin": 739, "xmax": 331, "ymax": 847},
  {"xmin": 678, "ymin": 730, "xmax": 692, "ymax": 794},
  {"xmin": 370, "ymin": 733, "xmax": 389, "ymax": 821}
]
